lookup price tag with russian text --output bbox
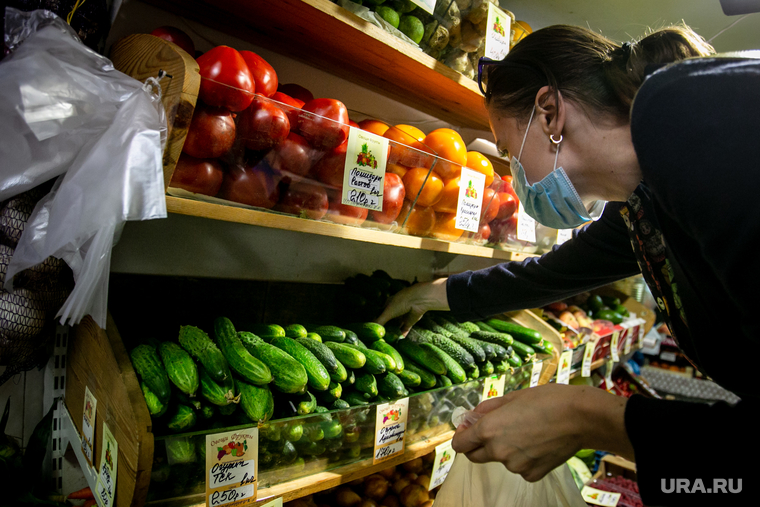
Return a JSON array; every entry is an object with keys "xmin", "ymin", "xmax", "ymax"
[
  {"xmin": 455, "ymin": 167, "xmax": 486, "ymax": 233},
  {"xmin": 556, "ymin": 350, "xmax": 573, "ymax": 385},
  {"xmin": 582, "ymin": 336, "xmax": 600, "ymax": 378},
  {"xmin": 429, "ymin": 440, "xmax": 456, "ymax": 490},
  {"xmin": 581, "ymin": 486, "xmax": 621, "ymax": 506},
  {"xmin": 530, "ymin": 361, "xmax": 543, "ymax": 387},
  {"xmin": 516, "ymin": 202, "xmax": 537, "ymax": 243},
  {"xmin": 81, "ymin": 386, "xmax": 97, "ymax": 466},
  {"xmin": 94, "ymin": 422, "xmax": 117, "ymax": 507},
  {"xmin": 342, "ymin": 127, "xmax": 388, "ymax": 212},
  {"xmin": 482, "ymin": 374, "xmax": 506, "ymax": 401},
  {"xmin": 610, "ymin": 331, "xmax": 620, "ymax": 362},
  {"xmin": 206, "ymin": 428, "xmax": 259, "ymax": 507},
  {"xmin": 556, "ymin": 228, "xmax": 573, "ymax": 245},
  {"xmin": 605, "ymin": 358, "xmax": 614, "ymax": 392},
  {"xmin": 484, "ymin": 4, "xmax": 512, "ymax": 61},
  {"xmin": 374, "ymin": 398, "xmax": 409, "ymax": 464}
]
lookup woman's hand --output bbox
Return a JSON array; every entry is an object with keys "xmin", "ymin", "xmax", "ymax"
[
  {"xmin": 375, "ymin": 278, "xmax": 450, "ymax": 334},
  {"xmin": 451, "ymin": 384, "xmax": 633, "ymax": 482}
]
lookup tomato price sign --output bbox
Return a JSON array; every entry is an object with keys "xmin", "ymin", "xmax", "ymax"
[
  {"xmin": 455, "ymin": 167, "xmax": 486, "ymax": 232},
  {"xmin": 373, "ymin": 398, "xmax": 409, "ymax": 464},
  {"xmin": 484, "ymin": 4, "xmax": 512, "ymax": 61},
  {"xmin": 206, "ymin": 428, "xmax": 259, "ymax": 507},
  {"xmin": 516, "ymin": 202, "xmax": 537, "ymax": 243},
  {"xmin": 556, "ymin": 228, "xmax": 574, "ymax": 245},
  {"xmin": 342, "ymin": 127, "xmax": 388, "ymax": 212}
]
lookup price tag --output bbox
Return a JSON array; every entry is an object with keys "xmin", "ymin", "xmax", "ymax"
[
  {"xmin": 516, "ymin": 202, "xmax": 536, "ymax": 243},
  {"xmin": 582, "ymin": 336, "xmax": 600, "ymax": 378},
  {"xmin": 556, "ymin": 350, "xmax": 573, "ymax": 385},
  {"xmin": 373, "ymin": 398, "xmax": 409, "ymax": 464},
  {"xmin": 429, "ymin": 440, "xmax": 456, "ymax": 490},
  {"xmin": 581, "ymin": 486, "xmax": 621, "ymax": 506},
  {"xmin": 623, "ymin": 330, "xmax": 632, "ymax": 355},
  {"xmin": 556, "ymin": 228, "xmax": 573, "ymax": 245},
  {"xmin": 530, "ymin": 361, "xmax": 543, "ymax": 387},
  {"xmin": 484, "ymin": 3, "xmax": 512, "ymax": 61},
  {"xmin": 610, "ymin": 331, "xmax": 620, "ymax": 362},
  {"xmin": 481, "ymin": 374, "xmax": 506, "ymax": 400},
  {"xmin": 342, "ymin": 127, "xmax": 388, "ymax": 212},
  {"xmin": 604, "ymin": 358, "xmax": 614, "ymax": 392},
  {"xmin": 206, "ymin": 428, "xmax": 259, "ymax": 507},
  {"xmin": 409, "ymin": 0, "xmax": 435, "ymax": 15},
  {"xmin": 94, "ymin": 422, "xmax": 117, "ymax": 507},
  {"xmin": 259, "ymin": 499, "xmax": 283, "ymax": 507},
  {"xmin": 81, "ymin": 386, "xmax": 97, "ymax": 466},
  {"xmin": 637, "ymin": 322, "xmax": 645, "ymax": 349},
  {"xmin": 455, "ymin": 167, "xmax": 486, "ymax": 233}
]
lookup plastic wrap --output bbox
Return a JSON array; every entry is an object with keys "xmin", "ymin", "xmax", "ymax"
[{"xmin": 0, "ymin": 7, "xmax": 167, "ymax": 328}]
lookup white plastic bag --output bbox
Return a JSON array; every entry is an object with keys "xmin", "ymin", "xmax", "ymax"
[
  {"xmin": 434, "ymin": 454, "xmax": 588, "ymax": 507},
  {"xmin": 0, "ymin": 7, "xmax": 168, "ymax": 328}
]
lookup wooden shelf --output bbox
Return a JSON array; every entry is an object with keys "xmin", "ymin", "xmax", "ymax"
[
  {"xmin": 166, "ymin": 195, "xmax": 537, "ymax": 261},
  {"xmin": 144, "ymin": 0, "xmax": 489, "ymax": 130}
]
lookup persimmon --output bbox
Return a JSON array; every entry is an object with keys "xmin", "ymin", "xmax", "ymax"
[
  {"xmin": 466, "ymin": 151, "xmax": 494, "ymax": 187},
  {"xmin": 431, "ymin": 212, "xmax": 464, "ymax": 241},
  {"xmin": 402, "ymin": 168, "xmax": 443, "ymax": 208}
]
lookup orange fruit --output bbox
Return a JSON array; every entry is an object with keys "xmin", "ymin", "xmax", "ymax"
[
  {"xmin": 399, "ymin": 201, "xmax": 436, "ymax": 237},
  {"xmin": 423, "ymin": 128, "xmax": 467, "ymax": 167},
  {"xmin": 387, "ymin": 163, "xmax": 409, "ymax": 178},
  {"xmin": 402, "ymin": 168, "xmax": 444, "ymax": 208},
  {"xmin": 395, "ymin": 124, "xmax": 426, "ymax": 143},
  {"xmin": 431, "ymin": 212, "xmax": 464, "ymax": 241},
  {"xmin": 383, "ymin": 125, "xmax": 418, "ymax": 146},
  {"xmin": 359, "ymin": 119, "xmax": 390, "ymax": 136},
  {"xmin": 433, "ymin": 176, "xmax": 461, "ymax": 213},
  {"xmin": 466, "ymin": 151, "xmax": 494, "ymax": 187}
]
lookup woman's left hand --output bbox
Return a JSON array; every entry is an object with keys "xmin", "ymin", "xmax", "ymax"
[{"xmin": 451, "ymin": 384, "xmax": 633, "ymax": 482}]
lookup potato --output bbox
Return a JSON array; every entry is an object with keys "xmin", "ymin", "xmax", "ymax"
[
  {"xmin": 358, "ymin": 499, "xmax": 379, "ymax": 507},
  {"xmin": 399, "ymin": 484, "xmax": 431, "ymax": 507},
  {"xmin": 364, "ymin": 475, "xmax": 390, "ymax": 501},
  {"xmin": 392, "ymin": 477, "xmax": 412, "ymax": 495},
  {"xmin": 404, "ymin": 473, "xmax": 419, "ymax": 482},
  {"xmin": 414, "ymin": 475, "xmax": 431, "ymax": 490},
  {"xmin": 378, "ymin": 465, "xmax": 396, "ymax": 479},
  {"xmin": 381, "ymin": 495, "xmax": 400, "ymax": 507},
  {"xmin": 391, "ymin": 471, "xmax": 403, "ymax": 482},
  {"xmin": 336, "ymin": 487, "xmax": 363, "ymax": 507},
  {"xmin": 402, "ymin": 458, "xmax": 424, "ymax": 474}
]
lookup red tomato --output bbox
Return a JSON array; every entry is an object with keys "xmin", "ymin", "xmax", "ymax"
[
  {"xmin": 239, "ymin": 50, "xmax": 278, "ymax": 98},
  {"xmin": 368, "ymin": 172, "xmax": 405, "ymax": 225},
  {"xmin": 218, "ymin": 163, "xmax": 281, "ymax": 209},
  {"xmin": 501, "ymin": 175, "xmax": 518, "ymax": 201},
  {"xmin": 480, "ymin": 188, "xmax": 500, "ymax": 224},
  {"xmin": 275, "ymin": 181, "xmax": 328, "ymax": 219},
  {"xmin": 182, "ymin": 105, "xmax": 236, "ymax": 159},
  {"xmin": 495, "ymin": 191, "xmax": 518, "ymax": 220},
  {"xmin": 236, "ymin": 96, "xmax": 290, "ymax": 151},
  {"xmin": 312, "ymin": 140, "xmax": 348, "ymax": 187},
  {"xmin": 196, "ymin": 46, "xmax": 255, "ymax": 112},
  {"xmin": 264, "ymin": 132, "xmax": 316, "ymax": 176},
  {"xmin": 349, "ymin": 119, "xmax": 360, "ymax": 128},
  {"xmin": 298, "ymin": 98, "xmax": 350, "ymax": 150},
  {"xmin": 474, "ymin": 223, "xmax": 491, "ymax": 241},
  {"xmin": 170, "ymin": 153, "xmax": 224, "ymax": 196},
  {"xmin": 271, "ymin": 92, "xmax": 304, "ymax": 127},
  {"xmin": 324, "ymin": 189, "xmax": 369, "ymax": 226},
  {"xmin": 150, "ymin": 26, "xmax": 195, "ymax": 56},
  {"xmin": 489, "ymin": 215, "xmax": 518, "ymax": 242},
  {"xmin": 278, "ymin": 83, "xmax": 314, "ymax": 104}
]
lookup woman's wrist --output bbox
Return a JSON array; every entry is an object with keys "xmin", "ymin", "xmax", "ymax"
[
  {"xmin": 574, "ymin": 386, "xmax": 635, "ymax": 460},
  {"xmin": 424, "ymin": 277, "xmax": 450, "ymax": 312}
]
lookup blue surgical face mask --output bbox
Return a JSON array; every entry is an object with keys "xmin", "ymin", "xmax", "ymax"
[{"xmin": 510, "ymin": 106, "xmax": 606, "ymax": 229}]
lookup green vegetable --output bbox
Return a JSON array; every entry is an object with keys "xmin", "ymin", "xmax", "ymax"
[
  {"xmin": 471, "ymin": 339, "xmax": 496, "ymax": 361},
  {"xmin": 420, "ymin": 343, "xmax": 466, "ymax": 384},
  {"xmin": 395, "ymin": 339, "xmax": 447, "ymax": 375},
  {"xmin": 435, "ymin": 374, "xmax": 453, "ymax": 388},
  {"xmin": 397, "ymin": 368, "xmax": 421, "ymax": 387},
  {"xmin": 510, "ymin": 339, "xmax": 537, "ymax": 360},
  {"xmin": 465, "ymin": 363, "xmax": 480, "ymax": 380},
  {"xmin": 370, "ymin": 340, "xmax": 404, "ymax": 374},
  {"xmin": 178, "ymin": 325, "xmax": 232, "ymax": 384},
  {"xmin": 343, "ymin": 322, "xmax": 386, "ymax": 342},
  {"xmin": 198, "ymin": 365, "xmax": 238, "ymax": 406},
  {"xmin": 165, "ymin": 437, "xmax": 196, "ymax": 464},
  {"xmin": 331, "ymin": 399, "xmax": 351, "ymax": 410},
  {"xmin": 141, "ymin": 382, "xmax": 168, "ymax": 417},
  {"xmin": 343, "ymin": 391, "xmax": 370, "ymax": 406},
  {"xmin": 474, "ymin": 321, "xmax": 499, "ymax": 333},
  {"xmin": 240, "ymin": 332, "xmax": 309, "ymax": 394},
  {"xmin": 284, "ymin": 324, "xmax": 308, "ymax": 338},
  {"xmin": 295, "ymin": 337, "xmax": 340, "ymax": 373},
  {"xmin": 330, "ymin": 359, "xmax": 349, "ymax": 383},
  {"xmin": 214, "ymin": 317, "xmax": 274, "ymax": 385},
  {"xmin": 324, "ymin": 342, "xmax": 367, "ymax": 369},
  {"xmin": 355, "ymin": 372, "xmax": 378, "ymax": 398},
  {"xmin": 316, "ymin": 381, "xmax": 343, "ymax": 403},
  {"xmin": 480, "ymin": 360, "xmax": 495, "ymax": 376},
  {"xmin": 130, "ymin": 344, "xmax": 172, "ymax": 404},
  {"xmin": 455, "ymin": 320, "xmax": 481, "ymax": 334},
  {"xmin": 470, "ymin": 330, "xmax": 514, "ymax": 349},
  {"xmin": 158, "ymin": 341, "xmax": 200, "ymax": 397},
  {"xmin": 289, "ymin": 391, "xmax": 317, "ymax": 415},
  {"xmin": 249, "ymin": 324, "xmax": 286, "ymax": 338},
  {"xmin": 350, "ymin": 345, "xmax": 389, "ymax": 374},
  {"xmin": 271, "ymin": 336, "xmax": 331, "ymax": 391},
  {"xmin": 401, "ymin": 360, "xmax": 437, "ymax": 388},
  {"xmin": 485, "ymin": 319, "xmax": 543, "ymax": 344},
  {"xmin": 167, "ymin": 404, "xmax": 196, "ymax": 432},
  {"xmin": 237, "ymin": 380, "xmax": 274, "ymax": 423},
  {"xmin": 307, "ymin": 325, "xmax": 346, "ymax": 343},
  {"xmin": 377, "ymin": 372, "xmax": 406, "ymax": 398}
]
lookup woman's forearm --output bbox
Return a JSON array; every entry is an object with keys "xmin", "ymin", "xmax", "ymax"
[{"xmin": 574, "ymin": 385, "xmax": 635, "ymax": 460}]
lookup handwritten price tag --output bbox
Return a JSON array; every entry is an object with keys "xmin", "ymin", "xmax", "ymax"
[
  {"xmin": 482, "ymin": 374, "xmax": 506, "ymax": 400},
  {"xmin": 556, "ymin": 350, "xmax": 573, "ymax": 385},
  {"xmin": 530, "ymin": 361, "xmax": 543, "ymax": 387},
  {"xmin": 610, "ymin": 331, "xmax": 620, "ymax": 362},
  {"xmin": 582, "ymin": 337, "xmax": 600, "ymax": 378},
  {"xmin": 342, "ymin": 127, "xmax": 388, "ymax": 212},
  {"xmin": 516, "ymin": 202, "xmax": 537, "ymax": 243},
  {"xmin": 581, "ymin": 486, "xmax": 621, "ymax": 506},
  {"xmin": 94, "ymin": 422, "xmax": 117, "ymax": 507},
  {"xmin": 556, "ymin": 228, "xmax": 573, "ymax": 245},
  {"xmin": 81, "ymin": 386, "xmax": 97, "ymax": 466},
  {"xmin": 429, "ymin": 440, "xmax": 456, "ymax": 490},
  {"xmin": 484, "ymin": 3, "xmax": 512, "ymax": 61},
  {"xmin": 373, "ymin": 398, "xmax": 409, "ymax": 464},
  {"xmin": 455, "ymin": 167, "xmax": 486, "ymax": 233},
  {"xmin": 206, "ymin": 428, "xmax": 259, "ymax": 507}
]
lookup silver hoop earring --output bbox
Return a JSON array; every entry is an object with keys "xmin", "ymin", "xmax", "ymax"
[{"xmin": 550, "ymin": 134, "xmax": 563, "ymax": 145}]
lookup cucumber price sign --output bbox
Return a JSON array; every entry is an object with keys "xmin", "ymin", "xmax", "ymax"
[
  {"xmin": 206, "ymin": 428, "xmax": 259, "ymax": 507},
  {"xmin": 373, "ymin": 398, "xmax": 409, "ymax": 464}
]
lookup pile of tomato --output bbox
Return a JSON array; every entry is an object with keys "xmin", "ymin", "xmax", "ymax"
[{"xmin": 156, "ymin": 26, "xmax": 520, "ymax": 235}]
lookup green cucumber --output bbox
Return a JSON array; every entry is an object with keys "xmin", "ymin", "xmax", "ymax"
[
  {"xmin": 531, "ymin": 340, "xmax": 553, "ymax": 355},
  {"xmin": 307, "ymin": 325, "xmax": 346, "ymax": 343},
  {"xmin": 481, "ymin": 360, "xmax": 495, "ymax": 376},
  {"xmin": 167, "ymin": 404, "xmax": 196, "ymax": 432},
  {"xmin": 213, "ymin": 317, "xmax": 273, "ymax": 385},
  {"xmin": 178, "ymin": 325, "xmax": 232, "ymax": 384},
  {"xmin": 331, "ymin": 360, "xmax": 349, "ymax": 383},
  {"xmin": 429, "ymin": 334, "xmax": 475, "ymax": 367},
  {"xmin": 471, "ymin": 339, "xmax": 496, "ymax": 361},
  {"xmin": 158, "ymin": 341, "xmax": 200, "ymax": 397},
  {"xmin": 465, "ymin": 363, "xmax": 480, "ymax": 380},
  {"xmin": 284, "ymin": 324, "xmax": 308, "ymax": 338},
  {"xmin": 455, "ymin": 321, "xmax": 481, "ymax": 334},
  {"xmin": 345, "ymin": 344, "xmax": 389, "ymax": 374},
  {"xmin": 470, "ymin": 330, "xmax": 514, "ymax": 349},
  {"xmin": 271, "ymin": 336, "xmax": 331, "ymax": 391},
  {"xmin": 420, "ymin": 315, "xmax": 454, "ymax": 338},
  {"xmin": 324, "ymin": 342, "xmax": 366, "ymax": 369},
  {"xmin": 316, "ymin": 382, "xmax": 343, "ymax": 403},
  {"xmin": 401, "ymin": 360, "xmax": 437, "ymax": 389},
  {"xmin": 343, "ymin": 391, "xmax": 369, "ymax": 406},
  {"xmin": 395, "ymin": 339, "xmax": 447, "ymax": 375},
  {"xmin": 343, "ymin": 322, "xmax": 385, "ymax": 342},
  {"xmin": 436, "ymin": 374, "xmax": 453, "ymax": 388},
  {"xmin": 198, "ymin": 365, "xmax": 239, "ymax": 406},
  {"xmin": 341, "ymin": 368, "xmax": 355, "ymax": 387},
  {"xmin": 510, "ymin": 339, "xmax": 537, "ymax": 360},
  {"xmin": 485, "ymin": 319, "xmax": 543, "ymax": 344},
  {"xmin": 306, "ymin": 332, "xmax": 323, "ymax": 343},
  {"xmin": 507, "ymin": 351, "xmax": 523, "ymax": 368},
  {"xmin": 218, "ymin": 402, "xmax": 237, "ymax": 416},
  {"xmin": 342, "ymin": 328, "xmax": 362, "ymax": 347},
  {"xmin": 249, "ymin": 324, "xmax": 286, "ymax": 338},
  {"xmin": 494, "ymin": 359, "xmax": 509, "ymax": 374},
  {"xmin": 475, "ymin": 321, "xmax": 499, "ymax": 333},
  {"xmin": 397, "ymin": 368, "xmax": 421, "ymax": 388},
  {"xmin": 130, "ymin": 344, "xmax": 172, "ymax": 404},
  {"xmin": 377, "ymin": 372, "xmax": 406, "ymax": 399},
  {"xmin": 419, "ymin": 343, "xmax": 466, "ymax": 384},
  {"xmin": 370, "ymin": 340, "xmax": 404, "ymax": 374},
  {"xmin": 490, "ymin": 342, "xmax": 511, "ymax": 362},
  {"xmin": 199, "ymin": 404, "xmax": 215, "ymax": 420},
  {"xmin": 289, "ymin": 391, "xmax": 318, "ymax": 415},
  {"xmin": 295, "ymin": 337, "xmax": 340, "ymax": 373},
  {"xmin": 239, "ymin": 332, "xmax": 308, "ymax": 394},
  {"xmin": 175, "ymin": 391, "xmax": 201, "ymax": 411},
  {"xmin": 237, "ymin": 380, "xmax": 274, "ymax": 423},
  {"xmin": 140, "ymin": 382, "xmax": 168, "ymax": 417},
  {"xmin": 446, "ymin": 333, "xmax": 487, "ymax": 364},
  {"xmin": 331, "ymin": 399, "xmax": 351, "ymax": 410},
  {"xmin": 355, "ymin": 373, "xmax": 378, "ymax": 399},
  {"xmin": 383, "ymin": 324, "xmax": 404, "ymax": 344},
  {"xmin": 429, "ymin": 314, "xmax": 469, "ymax": 338}
]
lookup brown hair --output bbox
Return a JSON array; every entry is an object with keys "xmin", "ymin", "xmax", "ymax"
[{"xmin": 484, "ymin": 24, "xmax": 715, "ymax": 122}]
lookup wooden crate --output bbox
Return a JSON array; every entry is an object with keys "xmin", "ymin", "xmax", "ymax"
[
  {"xmin": 591, "ymin": 454, "xmax": 638, "ymax": 483},
  {"xmin": 505, "ymin": 309, "xmax": 562, "ymax": 384}
]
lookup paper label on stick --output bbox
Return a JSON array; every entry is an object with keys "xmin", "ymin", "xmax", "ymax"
[
  {"xmin": 94, "ymin": 422, "xmax": 117, "ymax": 507},
  {"xmin": 482, "ymin": 374, "xmax": 506, "ymax": 400},
  {"xmin": 206, "ymin": 428, "xmax": 259, "ymax": 507},
  {"xmin": 373, "ymin": 398, "xmax": 409, "ymax": 464},
  {"xmin": 582, "ymin": 336, "xmax": 600, "ymax": 378},
  {"xmin": 484, "ymin": 4, "xmax": 512, "ymax": 61},
  {"xmin": 455, "ymin": 167, "xmax": 486, "ymax": 233},
  {"xmin": 81, "ymin": 386, "xmax": 97, "ymax": 466},
  {"xmin": 429, "ymin": 440, "xmax": 456, "ymax": 490},
  {"xmin": 556, "ymin": 350, "xmax": 573, "ymax": 385},
  {"xmin": 611, "ymin": 331, "xmax": 620, "ymax": 362},
  {"xmin": 530, "ymin": 361, "xmax": 543, "ymax": 387},
  {"xmin": 342, "ymin": 127, "xmax": 388, "ymax": 212}
]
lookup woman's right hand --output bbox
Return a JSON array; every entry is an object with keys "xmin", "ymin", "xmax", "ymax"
[{"xmin": 375, "ymin": 277, "xmax": 450, "ymax": 335}]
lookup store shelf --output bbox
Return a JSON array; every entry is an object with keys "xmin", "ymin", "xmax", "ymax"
[
  {"xmin": 144, "ymin": 0, "xmax": 489, "ymax": 130},
  {"xmin": 569, "ymin": 357, "xmax": 609, "ymax": 380},
  {"xmin": 166, "ymin": 195, "xmax": 538, "ymax": 261}
]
